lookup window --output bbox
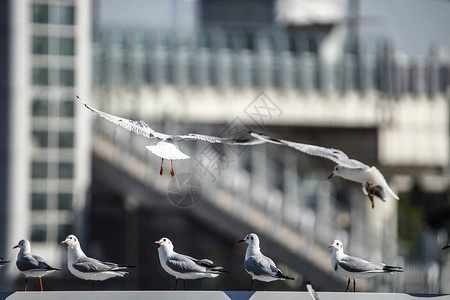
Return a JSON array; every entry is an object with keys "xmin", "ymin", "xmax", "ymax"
[
  {"xmin": 59, "ymin": 132, "xmax": 74, "ymax": 148},
  {"xmin": 60, "ymin": 69, "xmax": 74, "ymax": 86},
  {"xmin": 60, "ymin": 100, "xmax": 74, "ymax": 117},
  {"xmin": 59, "ymin": 162, "xmax": 73, "ymax": 179},
  {"xmin": 33, "ymin": 36, "xmax": 48, "ymax": 54},
  {"xmin": 33, "ymin": 68, "xmax": 49, "ymax": 85},
  {"xmin": 32, "ymin": 99, "xmax": 48, "ymax": 116},
  {"xmin": 32, "ymin": 131, "xmax": 48, "ymax": 148},
  {"xmin": 60, "ymin": 38, "xmax": 75, "ymax": 56},
  {"xmin": 32, "ymin": 4, "xmax": 49, "ymax": 24},
  {"xmin": 58, "ymin": 6, "xmax": 75, "ymax": 25},
  {"xmin": 31, "ymin": 224, "xmax": 47, "ymax": 242},
  {"xmin": 58, "ymin": 193, "xmax": 72, "ymax": 210},
  {"xmin": 31, "ymin": 193, "xmax": 47, "ymax": 210},
  {"xmin": 32, "ymin": 162, "xmax": 48, "ymax": 179},
  {"xmin": 32, "ymin": 4, "xmax": 75, "ymax": 25}
]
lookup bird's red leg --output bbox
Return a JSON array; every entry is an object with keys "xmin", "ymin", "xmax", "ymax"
[
  {"xmin": 39, "ymin": 277, "xmax": 43, "ymax": 291},
  {"xmin": 345, "ymin": 278, "xmax": 350, "ymax": 292},
  {"xmin": 353, "ymin": 279, "xmax": 356, "ymax": 292},
  {"xmin": 174, "ymin": 278, "xmax": 178, "ymax": 290},
  {"xmin": 24, "ymin": 278, "xmax": 28, "ymax": 291},
  {"xmin": 170, "ymin": 160, "xmax": 175, "ymax": 177},
  {"xmin": 160, "ymin": 158, "xmax": 164, "ymax": 176},
  {"xmin": 367, "ymin": 182, "xmax": 375, "ymax": 209},
  {"xmin": 183, "ymin": 280, "xmax": 186, "ymax": 290},
  {"xmin": 264, "ymin": 282, "xmax": 267, "ymax": 291},
  {"xmin": 84, "ymin": 281, "xmax": 88, "ymax": 291},
  {"xmin": 91, "ymin": 281, "xmax": 94, "ymax": 291},
  {"xmin": 249, "ymin": 280, "xmax": 254, "ymax": 291}
]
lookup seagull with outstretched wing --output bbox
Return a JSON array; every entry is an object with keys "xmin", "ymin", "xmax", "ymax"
[
  {"xmin": 250, "ymin": 131, "xmax": 399, "ymax": 208},
  {"xmin": 77, "ymin": 96, "xmax": 264, "ymax": 176}
]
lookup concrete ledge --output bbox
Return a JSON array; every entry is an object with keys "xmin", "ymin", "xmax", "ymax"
[{"xmin": 0, "ymin": 291, "xmax": 448, "ymax": 300}]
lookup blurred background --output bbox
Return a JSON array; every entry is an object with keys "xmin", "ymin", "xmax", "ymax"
[{"xmin": 1, "ymin": 0, "xmax": 450, "ymax": 294}]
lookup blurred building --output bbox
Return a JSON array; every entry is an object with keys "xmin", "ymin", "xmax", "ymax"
[
  {"xmin": 0, "ymin": 0, "xmax": 449, "ymax": 294},
  {"xmin": 0, "ymin": 0, "xmax": 91, "ymax": 288}
]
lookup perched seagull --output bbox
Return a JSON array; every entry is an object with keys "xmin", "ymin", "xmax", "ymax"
[
  {"xmin": 62, "ymin": 234, "xmax": 134, "ymax": 290},
  {"xmin": 250, "ymin": 132, "xmax": 399, "ymax": 208},
  {"xmin": 155, "ymin": 237, "xmax": 226, "ymax": 290},
  {"xmin": 239, "ymin": 233, "xmax": 294, "ymax": 291},
  {"xmin": 77, "ymin": 96, "xmax": 264, "ymax": 177},
  {"xmin": 443, "ymin": 244, "xmax": 450, "ymax": 250},
  {"xmin": 13, "ymin": 239, "xmax": 60, "ymax": 291},
  {"xmin": 306, "ymin": 282, "xmax": 320, "ymax": 300},
  {"xmin": 329, "ymin": 240, "xmax": 403, "ymax": 292}
]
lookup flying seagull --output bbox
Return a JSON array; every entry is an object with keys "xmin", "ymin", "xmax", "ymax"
[
  {"xmin": 250, "ymin": 132, "xmax": 399, "ymax": 208},
  {"xmin": 13, "ymin": 239, "xmax": 60, "ymax": 291},
  {"xmin": 62, "ymin": 234, "xmax": 134, "ymax": 290},
  {"xmin": 329, "ymin": 240, "xmax": 403, "ymax": 292},
  {"xmin": 239, "ymin": 233, "xmax": 294, "ymax": 291},
  {"xmin": 77, "ymin": 96, "xmax": 264, "ymax": 176},
  {"xmin": 155, "ymin": 237, "xmax": 226, "ymax": 290}
]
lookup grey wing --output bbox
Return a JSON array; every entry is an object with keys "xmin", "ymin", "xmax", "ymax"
[
  {"xmin": 76, "ymin": 96, "xmax": 168, "ymax": 140},
  {"xmin": 338, "ymin": 256, "xmax": 383, "ymax": 273},
  {"xmin": 166, "ymin": 255, "xmax": 205, "ymax": 274},
  {"xmin": 244, "ymin": 255, "xmax": 278, "ymax": 277},
  {"xmin": 250, "ymin": 132, "xmax": 368, "ymax": 169},
  {"xmin": 172, "ymin": 133, "xmax": 265, "ymax": 145},
  {"xmin": 17, "ymin": 255, "xmax": 40, "ymax": 271},
  {"xmin": 73, "ymin": 257, "xmax": 114, "ymax": 273},
  {"xmin": 33, "ymin": 255, "xmax": 58, "ymax": 270}
]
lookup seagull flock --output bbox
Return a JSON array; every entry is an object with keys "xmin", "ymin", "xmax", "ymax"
[{"xmin": 2, "ymin": 96, "xmax": 447, "ymax": 293}]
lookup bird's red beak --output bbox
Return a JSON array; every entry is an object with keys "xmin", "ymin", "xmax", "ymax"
[
  {"xmin": 238, "ymin": 239, "xmax": 245, "ymax": 243},
  {"xmin": 328, "ymin": 244, "xmax": 334, "ymax": 248},
  {"xmin": 327, "ymin": 173, "xmax": 334, "ymax": 179},
  {"xmin": 61, "ymin": 240, "xmax": 67, "ymax": 244},
  {"xmin": 155, "ymin": 241, "xmax": 161, "ymax": 244},
  {"xmin": 443, "ymin": 245, "xmax": 450, "ymax": 250}
]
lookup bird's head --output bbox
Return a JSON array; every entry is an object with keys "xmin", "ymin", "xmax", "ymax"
[
  {"xmin": 13, "ymin": 239, "xmax": 30, "ymax": 252},
  {"xmin": 328, "ymin": 240, "xmax": 344, "ymax": 251},
  {"xmin": 62, "ymin": 234, "xmax": 80, "ymax": 249},
  {"xmin": 155, "ymin": 237, "xmax": 174, "ymax": 251},
  {"xmin": 239, "ymin": 233, "xmax": 260, "ymax": 247},
  {"xmin": 328, "ymin": 165, "xmax": 343, "ymax": 179}
]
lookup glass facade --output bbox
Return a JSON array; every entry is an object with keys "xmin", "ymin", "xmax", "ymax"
[{"xmin": 29, "ymin": 1, "xmax": 77, "ymax": 243}]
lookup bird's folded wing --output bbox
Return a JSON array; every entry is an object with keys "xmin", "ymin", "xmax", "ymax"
[
  {"xmin": 166, "ymin": 256, "xmax": 205, "ymax": 273},
  {"xmin": 244, "ymin": 255, "xmax": 277, "ymax": 276},
  {"xmin": 73, "ymin": 257, "xmax": 114, "ymax": 273},
  {"xmin": 338, "ymin": 256, "xmax": 383, "ymax": 273},
  {"xmin": 17, "ymin": 255, "xmax": 40, "ymax": 270},
  {"xmin": 77, "ymin": 96, "xmax": 168, "ymax": 140}
]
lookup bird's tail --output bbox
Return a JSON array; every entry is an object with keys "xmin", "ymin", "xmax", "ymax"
[
  {"xmin": 209, "ymin": 266, "xmax": 228, "ymax": 273},
  {"xmin": 384, "ymin": 265, "xmax": 403, "ymax": 273},
  {"xmin": 277, "ymin": 270, "xmax": 294, "ymax": 280}
]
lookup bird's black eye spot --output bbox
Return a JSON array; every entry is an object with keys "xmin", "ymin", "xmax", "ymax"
[{"xmin": 250, "ymin": 237, "xmax": 253, "ymax": 240}]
